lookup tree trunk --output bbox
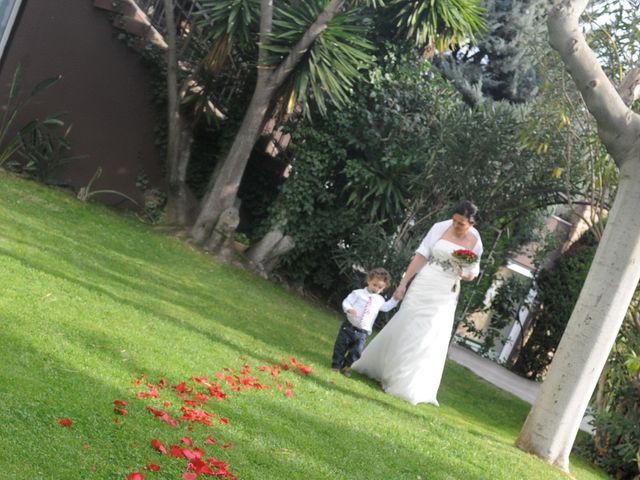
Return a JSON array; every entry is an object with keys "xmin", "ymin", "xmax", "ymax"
[
  {"xmin": 162, "ymin": 0, "xmax": 195, "ymax": 225},
  {"xmin": 516, "ymin": 159, "xmax": 640, "ymax": 469},
  {"xmin": 189, "ymin": 0, "xmax": 344, "ymax": 245},
  {"xmin": 516, "ymin": 0, "xmax": 640, "ymax": 470},
  {"xmin": 164, "ymin": 113, "xmax": 195, "ymax": 225},
  {"xmin": 190, "ymin": 81, "xmax": 275, "ymax": 244}
]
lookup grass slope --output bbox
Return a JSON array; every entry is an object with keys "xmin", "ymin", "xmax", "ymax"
[{"xmin": 0, "ymin": 174, "xmax": 606, "ymax": 480}]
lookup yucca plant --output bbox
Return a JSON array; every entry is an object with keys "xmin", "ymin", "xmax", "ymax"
[
  {"xmin": 189, "ymin": 0, "xmax": 485, "ymax": 248},
  {"xmin": 0, "ymin": 64, "xmax": 61, "ymax": 167},
  {"xmin": 392, "ymin": 0, "xmax": 485, "ymax": 53}
]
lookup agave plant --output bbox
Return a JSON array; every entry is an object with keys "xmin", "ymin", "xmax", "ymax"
[
  {"xmin": 392, "ymin": 0, "xmax": 485, "ymax": 52},
  {"xmin": 264, "ymin": 1, "xmax": 376, "ymax": 116},
  {"xmin": 0, "ymin": 64, "xmax": 61, "ymax": 167}
]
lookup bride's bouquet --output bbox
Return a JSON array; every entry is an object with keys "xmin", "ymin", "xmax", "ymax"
[
  {"xmin": 451, "ymin": 249, "xmax": 478, "ymax": 265},
  {"xmin": 450, "ymin": 249, "xmax": 478, "ymax": 291}
]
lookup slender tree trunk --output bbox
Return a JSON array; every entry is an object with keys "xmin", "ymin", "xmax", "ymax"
[
  {"xmin": 164, "ymin": 113, "xmax": 195, "ymax": 225},
  {"xmin": 516, "ymin": 159, "xmax": 640, "ymax": 469},
  {"xmin": 190, "ymin": 80, "xmax": 275, "ymax": 243},
  {"xmin": 516, "ymin": 0, "xmax": 640, "ymax": 470},
  {"xmin": 162, "ymin": 0, "xmax": 194, "ymax": 225},
  {"xmin": 190, "ymin": 0, "xmax": 344, "ymax": 245}
]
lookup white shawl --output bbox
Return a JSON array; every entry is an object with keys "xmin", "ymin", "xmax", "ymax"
[{"xmin": 415, "ymin": 219, "xmax": 483, "ymax": 276}]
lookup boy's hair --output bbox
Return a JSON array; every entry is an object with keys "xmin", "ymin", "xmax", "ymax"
[{"xmin": 367, "ymin": 267, "xmax": 391, "ymax": 286}]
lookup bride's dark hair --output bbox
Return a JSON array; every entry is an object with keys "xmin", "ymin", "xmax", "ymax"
[{"xmin": 453, "ymin": 201, "xmax": 479, "ymax": 224}]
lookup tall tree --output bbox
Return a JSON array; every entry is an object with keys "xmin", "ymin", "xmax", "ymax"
[
  {"xmin": 515, "ymin": 0, "xmax": 640, "ymax": 471},
  {"xmin": 436, "ymin": 0, "xmax": 548, "ymax": 105},
  {"xmin": 190, "ymin": 0, "xmax": 485, "ymax": 247}
]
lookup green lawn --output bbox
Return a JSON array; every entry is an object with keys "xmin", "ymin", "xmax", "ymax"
[{"xmin": 0, "ymin": 173, "xmax": 606, "ymax": 480}]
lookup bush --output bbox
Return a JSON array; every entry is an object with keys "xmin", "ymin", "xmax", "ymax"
[
  {"xmin": 511, "ymin": 229, "xmax": 598, "ymax": 379},
  {"xmin": 586, "ymin": 301, "xmax": 640, "ymax": 478}
]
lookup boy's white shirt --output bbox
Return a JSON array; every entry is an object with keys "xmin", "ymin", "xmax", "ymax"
[{"xmin": 342, "ymin": 288, "xmax": 398, "ymax": 333}]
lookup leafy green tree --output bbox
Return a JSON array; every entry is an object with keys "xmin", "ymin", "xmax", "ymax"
[
  {"xmin": 189, "ymin": 0, "xmax": 486, "ymax": 248},
  {"xmin": 436, "ymin": 0, "xmax": 549, "ymax": 105},
  {"xmin": 261, "ymin": 53, "xmax": 586, "ymax": 303}
]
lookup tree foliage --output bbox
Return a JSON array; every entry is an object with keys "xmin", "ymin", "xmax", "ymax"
[
  {"xmin": 261, "ymin": 51, "xmax": 585, "ymax": 306},
  {"xmin": 512, "ymin": 230, "xmax": 599, "ymax": 380},
  {"xmin": 436, "ymin": 0, "xmax": 549, "ymax": 105},
  {"xmin": 587, "ymin": 298, "xmax": 640, "ymax": 479}
]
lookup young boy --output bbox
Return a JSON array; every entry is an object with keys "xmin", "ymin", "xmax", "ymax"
[{"xmin": 331, "ymin": 268, "xmax": 398, "ymax": 377}]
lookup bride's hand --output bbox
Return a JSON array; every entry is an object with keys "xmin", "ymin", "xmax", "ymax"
[{"xmin": 393, "ymin": 284, "xmax": 407, "ymax": 300}]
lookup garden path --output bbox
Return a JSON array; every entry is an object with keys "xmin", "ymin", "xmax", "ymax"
[{"xmin": 447, "ymin": 344, "xmax": 594, "ymax": 433}]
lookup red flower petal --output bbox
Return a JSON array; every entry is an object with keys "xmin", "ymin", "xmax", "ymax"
[
  {"xmin": 205, "ymin": 436, "xmax": 216, "ymax": 445},
  {"xmin": 219, "ymin": 417, "xmax": 229, "ymax": 425},
  {"xmin": 151, "ymin": 439, "xmax": 167, "ymax": 455},
  {"xmin": 57, "ymin": 418, "xmax": 72, "ymax": 427},
  {"xmin": 284, "ymin": 389, "xmax": 294, "ymax": 398},
  {"xmin": 182, "ymin": 474, "xmax": 197, "ymax": 480},
  {"xmin": 222, "ymin": 443, "xmax": 232, "ymax": 449},
  {"xmin": 170, "ymin": 444, "xmax": 185, "ymax": 458},
  {"xmin": 127, "ymin": 473, "xmax": 144, "ymax": 480},
  {"xmin": 180, "ymin": 436, "xmax": 193, "ymax": 446},
  {"xmin": 114, "ymin": 407, "xmax": 128, "ymax": 416},
  {"xmin": 296, "ymin": 364, "xmax": 313, "ymax": 376},
  {"xmin": 112, "ymin": 400, "xmax": 129, "ymax": 407},
  {"xmin": 144, "ymin": 464, "xmax": 160, "ymax": 472}
]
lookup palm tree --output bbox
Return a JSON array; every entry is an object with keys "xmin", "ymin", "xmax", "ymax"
[{"xmin": 189, "ymin": 0, "xmax": 485, "ymax": 248}]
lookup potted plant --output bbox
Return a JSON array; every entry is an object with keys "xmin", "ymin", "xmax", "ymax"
[{"xmin": 233, "ymin": 232, "xmax": 250, "ymax": 253}]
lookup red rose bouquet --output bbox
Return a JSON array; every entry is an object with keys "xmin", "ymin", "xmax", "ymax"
[
  {"xmin": 451, "ymin": 249, "xmax": 478, "ymax": 265},
  {"xmin": 450, "ymin": 249, "xmax": 478, "ymax": 292}
]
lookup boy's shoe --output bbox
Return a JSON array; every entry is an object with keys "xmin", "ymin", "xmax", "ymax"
[{"xmin": 340, "ymin": 367, "xmax": 352, "ymax": 378}]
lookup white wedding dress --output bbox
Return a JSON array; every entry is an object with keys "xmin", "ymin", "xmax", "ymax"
[{"xmin": 352, "ymin": 239, "xmax": 463, "ymax": 406}]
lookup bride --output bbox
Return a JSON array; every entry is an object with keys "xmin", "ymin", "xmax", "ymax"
[{"xmin": 352, "ymin": 201, "xmax": 483, "ymax": 406}]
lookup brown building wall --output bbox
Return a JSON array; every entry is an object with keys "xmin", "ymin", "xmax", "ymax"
[{"xmin": 0, "ymin": 0, "xmax": 163, "ymax": 206}]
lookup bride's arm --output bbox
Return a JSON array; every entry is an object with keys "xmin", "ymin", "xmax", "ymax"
[{"xmin": 393, "ymin": 254, "xmax": 428, "ymax": 300}]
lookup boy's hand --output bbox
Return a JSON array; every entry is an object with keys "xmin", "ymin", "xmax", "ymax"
[
  {"xmin": 393, "ymin": 284, "xmax": 406, "ymax": 300},
  {"xmin": 347, "ymin": 308, "xmax": 357, "ymax": 317}
]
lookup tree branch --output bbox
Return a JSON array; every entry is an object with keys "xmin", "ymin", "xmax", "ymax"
[
  {"xmin": 268, "ymin": 0, "xmax": 344, "ymax": 90},
  {"xmin": 547, "ymin": 0, "xmax": 640, "ymax": 164},
  {"xmin": 258, "ymin": 0, "xmax": 274, "ymax": 69},
  {"xmin": 618, "ymin": 67, "xmax": 640, "ymax": 107}
]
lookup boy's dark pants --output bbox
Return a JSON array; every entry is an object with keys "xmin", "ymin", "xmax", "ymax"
[{"xmin": 331, "ymin": 321, "xmax": 368, "ymax": 369}]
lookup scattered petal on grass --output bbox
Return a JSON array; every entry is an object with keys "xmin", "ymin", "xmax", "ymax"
[
  {"xmin": 170, "ymin": 445, "xmax": 185, "ymax": 458},
  {"xmin": 124, "ymin": 357, "xmax": 309, "ymax": 479},
  {"xmin": 151, "ymin": 439, "xmax": 167, "ymax": 455},
  {"xmin": 183, "ymin": 448, "xmax": 204, "ymax": 461},
  {"xmin": 187, "ymin": 458, "xmax": 215, "ymax": 475},
  {"xmin": 57, "ymin": 418, "xmax": 72, "ymax": 427},
  {"xmin": 296, "ymin": 364, "xmax": 312, "ymax": 376}
]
